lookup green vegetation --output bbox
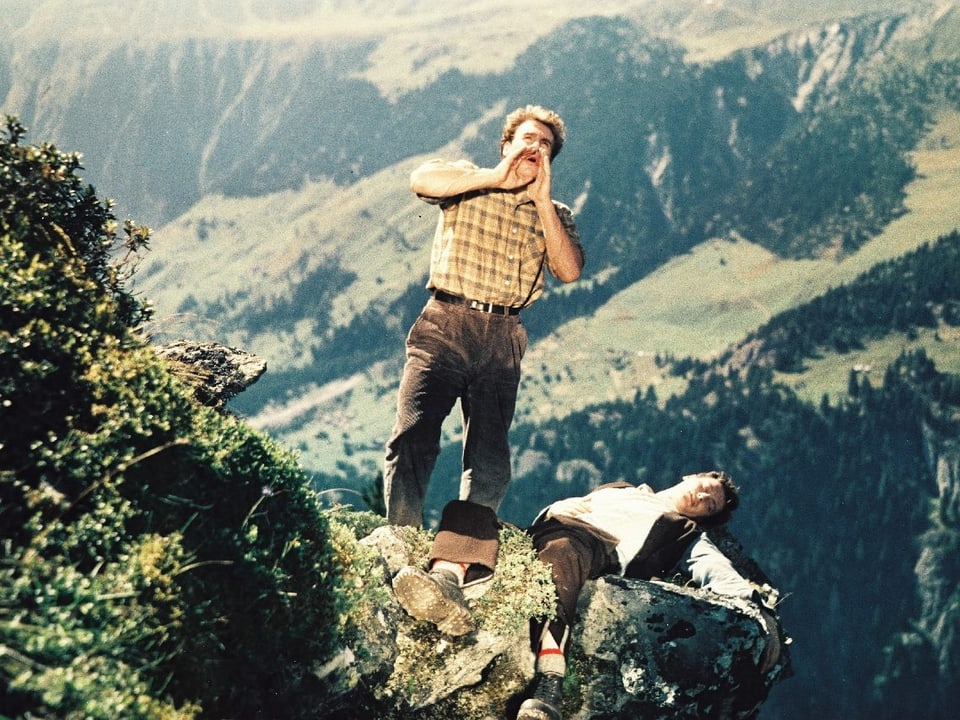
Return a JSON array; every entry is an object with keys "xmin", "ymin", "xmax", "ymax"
[
  {"xmin": 0, "ymin": 117, "xmax": 348, "ymax": 719},
  {"xmin": 733, "ymin": 230, "xmax": 960, "ymax": 372}
]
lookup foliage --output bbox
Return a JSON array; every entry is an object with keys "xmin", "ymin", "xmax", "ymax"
[
  {"xmin": 0, "ymin": 118, "xmax": 346, "ymax": 718},
  {"xmin": 473, "ymin": 525, "xmax": 556, "ymax": 635},
  {"xmin": 322, "ymin": 506, "xmax": 393, "ymax": 650},
  {"xmin": 0, "ymin": 115, "xmax": 151, "ymax": 330}
]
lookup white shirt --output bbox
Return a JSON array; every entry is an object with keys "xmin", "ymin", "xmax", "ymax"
[
  {"xmin": 544, "ymin": 485, "xmax": 756, "ymax": 599},
  {"xmin": 552, "ymin": 484, "xmax": 676, "ymax": 573}
]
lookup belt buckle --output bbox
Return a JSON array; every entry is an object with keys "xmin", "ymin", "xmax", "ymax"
[{"xmin": 470, "ymin": 299, "xmax": 493, "ymax": 313}]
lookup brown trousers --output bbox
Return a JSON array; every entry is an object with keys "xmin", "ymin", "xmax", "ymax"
[
  {"xmin": 528, "ymin": 518, "xmax": 619, "ymax": 647},
  {"xmin": 384, "ymin": 299, "xmax": 526, "ymax": 527},
  {"xmin": 430, "ymin": 500, "xmax": 502, "ymax": 584}
]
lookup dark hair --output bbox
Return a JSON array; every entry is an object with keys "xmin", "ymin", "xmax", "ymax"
[
  {"xmin": 696, "ymin": 470, "xmax": 740, "ymax": 528},
  {"xmin": 500, "ymin": 105, "xmax": 566, "ymax": 159}
]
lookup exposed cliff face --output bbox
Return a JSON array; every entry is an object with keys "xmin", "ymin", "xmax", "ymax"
[
  {"xmin": 316, "ymin": 524, "xmax": 789, "ymax": 719},
  {"xmin": 871, "ymin": 425, "xmax": 960, "ymax": 716}
]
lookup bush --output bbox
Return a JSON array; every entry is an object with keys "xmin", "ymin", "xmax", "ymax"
[{"xmin": 1, "ymin": 117, "xmax": 345, "ymax": 718}]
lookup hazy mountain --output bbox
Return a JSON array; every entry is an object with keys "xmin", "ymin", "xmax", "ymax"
[{"xmin": 0, "ymin": 0, "xmax": 931, "ymax": 224}]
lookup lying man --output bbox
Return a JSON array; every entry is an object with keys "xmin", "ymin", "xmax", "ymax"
[
  {"xmin": 516, "ymin": 470, "xmax": 780, "ymax": 720},
  {"xmin": 391, "ymin": 471, "xmax": 781, "ymax": 720}
]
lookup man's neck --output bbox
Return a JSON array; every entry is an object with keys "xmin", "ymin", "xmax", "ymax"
[
  {"xmin": 506, "ymin": 185, "xmax": 531, "ymax": 202},
  {"xmin": 654, "ymin": 486, "xmax": 683, "ymax": 514}
]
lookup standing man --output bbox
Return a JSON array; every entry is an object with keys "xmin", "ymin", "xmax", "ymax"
[{"xmin": 384, "ymin": 105, "xmax": 584, "ymax": 528}]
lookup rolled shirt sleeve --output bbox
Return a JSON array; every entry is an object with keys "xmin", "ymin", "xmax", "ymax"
[{"xmin": 685, "ymin": 532, "xmax": 755, "ymax": 599}]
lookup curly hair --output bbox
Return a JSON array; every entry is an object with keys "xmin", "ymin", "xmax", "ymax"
[{"xmin": 500, "ymin": 105, "xmax": 567, "ymax": 159}]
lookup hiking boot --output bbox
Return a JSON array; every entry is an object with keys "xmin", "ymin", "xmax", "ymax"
[
  {"xmin": 516, "ymin": 671, "xmax": 564, "ymax": 720},
  {"xmin": 392, "ymin": 566, "xmax": 475, "ymax": 636}
]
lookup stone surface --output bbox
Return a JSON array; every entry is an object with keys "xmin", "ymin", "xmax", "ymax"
[
  {"xmin": 320, "ymin": 525, "xmax": 790, "ymax": 719},
  {"xmin": 155, "ymin": 339, "xmax": 266, "ymax": 408},
  {"xmin": 570, "ymin": 577, "xmax": 783, "ymax": 718}
]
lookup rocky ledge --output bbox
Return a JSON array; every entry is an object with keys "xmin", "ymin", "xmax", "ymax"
[
  {"xmin": 154, "ymin": 339, "xmax": 267, "ymax": 408},
  {"xmin": 317, "ymin": 522, "xmax": 791, "ymax": 719}
]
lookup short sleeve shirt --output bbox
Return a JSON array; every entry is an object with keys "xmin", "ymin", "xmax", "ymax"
[{"xmin": 422, "ymin": 188, "xmax": 581, "ymax": 308}]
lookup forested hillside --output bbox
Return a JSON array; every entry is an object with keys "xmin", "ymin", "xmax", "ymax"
[{"xmin": 729, "ymin": 232, "xmax": 960, "ymax": 372}]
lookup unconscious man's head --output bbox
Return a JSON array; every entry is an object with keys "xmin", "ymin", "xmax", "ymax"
[
  {"xmin": 673, "ymin": 470, "xmax": 740, "ymax": 528},
  {"xmin": 500, "ymin": 105, "xmax": 566, "ymax": 160}
]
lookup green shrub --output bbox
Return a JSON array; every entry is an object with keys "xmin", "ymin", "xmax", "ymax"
[{"xmin": 1, "ymin": 117, "xmax": 346, "ymax": 718}]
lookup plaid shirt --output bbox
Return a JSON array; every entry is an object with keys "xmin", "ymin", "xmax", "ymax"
[{"xmin": 422, "ymin": 188, "xmax": 581, "ymax": 308}]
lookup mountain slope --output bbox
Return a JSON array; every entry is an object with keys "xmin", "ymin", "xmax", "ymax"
[
  {"xmin": 114, "ymin": 7, "xmax": 960, "ymax": 482},
  {"xmin": 0, "ymin": 0, "xmax": 936, "ymax": 227}
]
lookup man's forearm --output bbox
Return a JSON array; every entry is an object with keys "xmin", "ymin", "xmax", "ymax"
[
  {"xmin": 410, "ymin": 160, "xmax": 500, "ymax": 198},
  {"xmin": 539, "ymin": 202, "xmax": 583, "ymax": 283}
]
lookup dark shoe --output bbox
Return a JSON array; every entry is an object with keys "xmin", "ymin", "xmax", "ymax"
[
  {"xmin": 392, "ymin": 566, "xmax": 475, "ymax": 636},
  {"xmin": 516, "ymin": 671, "xmax": 563, "ymax": 720}
]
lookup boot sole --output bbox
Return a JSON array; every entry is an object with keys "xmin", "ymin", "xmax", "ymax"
[
  {"xmin": 392, "ymin": 567, "xmax": 475, "ymax": 636},
  {"xmin": 517, "ymin": 698, "xmax": 563, "ymax": 720}
]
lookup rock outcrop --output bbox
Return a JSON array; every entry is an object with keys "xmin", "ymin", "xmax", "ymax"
[
  {"xmin": 155, "ymin": 340, "xmax": 266, "ymax": 408},
  {"xmin": 871, "ymin": 425, "xmax": 960, "ymax": 715},
  {"xmin": 318, "ymin": 523, "xmax": 791, "ymax": 719}
]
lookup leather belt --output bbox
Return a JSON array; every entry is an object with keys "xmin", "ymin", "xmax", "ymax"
[{"xmin": 432, "ymin": 290, "xmax": 520, "ymax": 316}]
